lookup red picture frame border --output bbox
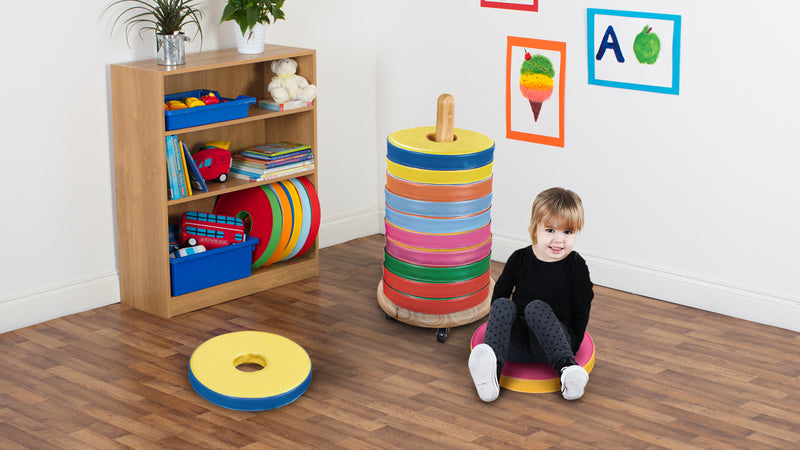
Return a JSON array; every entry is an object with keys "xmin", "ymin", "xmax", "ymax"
[{"xmin": 481, "ymin": 1, "xmax": 538, "ymax": 12}]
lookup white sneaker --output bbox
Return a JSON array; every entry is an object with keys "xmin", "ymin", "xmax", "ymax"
[
  {"xmin": 560, "ymin": 365, "xmax": 589, "ymax": 400},
  {"xmin": 468, "ymin": 344, "xmax": 500, "ymax": 402}
]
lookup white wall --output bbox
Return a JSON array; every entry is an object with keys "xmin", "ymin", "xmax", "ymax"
[
  {"xmin": 271, "ymin": 0, "xmax": 382, "ymax": 246},
  {"xmin": 1, "ymin": 0, "xmax": 798, "ymax": 333}
]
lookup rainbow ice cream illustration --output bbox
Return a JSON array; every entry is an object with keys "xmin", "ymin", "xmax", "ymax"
[{"xmin": 519, "ymin": 51, "xmax": 554, "ymax": 122}]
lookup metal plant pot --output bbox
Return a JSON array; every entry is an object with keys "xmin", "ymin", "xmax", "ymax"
[{"xmin": 157, "ymin": 33, "xmax": 190, "ymax": 65}]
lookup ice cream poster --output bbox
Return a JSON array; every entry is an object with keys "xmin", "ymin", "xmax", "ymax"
[
  {"xmin": 587, "ymin": 9, "xmax": 681, "ymax": 95},
  {"xmin": 481, "ymin": 0, "xmax": 537, "ymax": 12},
  {"xmin": 506, "ymin": 37, "xmax": 565, "ymax": 147}
]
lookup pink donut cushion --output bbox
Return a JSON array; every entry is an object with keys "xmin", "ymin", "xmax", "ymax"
[{"xmin": 470, "ymin": 322, "xmax": 595, "ymax": 393}]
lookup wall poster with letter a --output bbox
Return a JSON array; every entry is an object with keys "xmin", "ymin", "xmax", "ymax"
[{"xmin": 587, "ymin": 9, "xmax": 681, "ymax": 95}]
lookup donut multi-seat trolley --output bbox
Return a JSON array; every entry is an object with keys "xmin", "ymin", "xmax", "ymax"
[{"xmin": 378, "ymin": 95, "xmax": 495, "ymax": 342}]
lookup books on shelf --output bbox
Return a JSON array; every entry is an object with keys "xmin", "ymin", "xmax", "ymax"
[
  {"xmin": 165, "ymin": 134, "xmax": 188, "ymax": 200},
  {"xmin": 180, "ymin": 144, "xmax": 192, "ymax": 197},
  {"xmin": 167, "ymin": 139, "xmax": 314, "ymax": 192},
  {"xmin": 233, "ymin": 151, "xmax": 313, "ymax": 168},
  {"xmin": 166, "ymin": 136, "xmax": 211, "ymax": 200},
  {"xmin": 229, "ymin": 141, "xmax": 314, "ymax": 182},
  {"xmin": 244, "ymin": 141, "xmax": 312, "ymax": 159},
  {"xmin": 230, "ymin": 161, "xmax": 315, "ymax": 182},
  {"xmin": 257, "ymin": 99, "xmax": 313, "ymax": 111}
]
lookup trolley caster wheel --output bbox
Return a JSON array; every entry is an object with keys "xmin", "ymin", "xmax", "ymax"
[{"xmin": 436, "ymin": 328, "xmax": 448, "ymax": 343}]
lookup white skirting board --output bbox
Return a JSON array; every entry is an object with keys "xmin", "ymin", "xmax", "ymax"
[
  {"xmin": 319, "ymin": 206, "xmax": 384, "ymax": 249},
  {"xmin": 491, "ymin": 234, "xmax": 800, "ymax": 333},
  {"xmin": 0, "ymin": 272, "xmax": 120, "ymax": 334}
]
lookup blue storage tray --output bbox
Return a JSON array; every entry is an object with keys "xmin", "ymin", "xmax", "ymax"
[
  {"xmin": 164, "ymin": 89, "xmax": 257, "ymax": 131},
  {"xmin": 169, "ymin": 237, "xmax": 259, "ymax": 296}
]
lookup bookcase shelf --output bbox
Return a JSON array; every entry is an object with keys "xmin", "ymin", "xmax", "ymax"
[
  {"xmin": 160, "ymin": 105, "xmax": 315, "ymax": 137},
  {"xmin": 111, "ymin": 46, "xmax": 319, "ymax": 318}
]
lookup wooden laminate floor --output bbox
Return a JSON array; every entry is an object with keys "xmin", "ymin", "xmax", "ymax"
[{"xmin": 1, "ymin": 235, "xmax": 799, "ymax": 449}]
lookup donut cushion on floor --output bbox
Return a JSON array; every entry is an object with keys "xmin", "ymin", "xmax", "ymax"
[
  {"xmin": 189, "ymin": 331, "xmax": 311, "ymax": 411},
  {"xmin": 470, "ymin": 322, "xmax": 595, "ymax": 393}
]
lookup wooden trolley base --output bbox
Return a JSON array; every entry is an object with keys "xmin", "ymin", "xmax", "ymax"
[{"xmin": 377, "ymin": 279, "xmax": 492, "ymax": 342}]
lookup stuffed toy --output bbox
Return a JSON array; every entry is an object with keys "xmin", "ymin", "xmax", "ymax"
[{"xmin": 267, "ymin": 58, "xmax": 318, "ymax": 104}]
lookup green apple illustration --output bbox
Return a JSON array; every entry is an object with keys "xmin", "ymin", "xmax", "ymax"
[{"xmin": 633, "ymin": 25, "xmax": 661, "ymax": 64}]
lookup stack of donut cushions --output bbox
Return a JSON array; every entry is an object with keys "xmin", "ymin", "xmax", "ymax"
[
  {"xmin": 378, "ymin": 126, "xmax": 494, "ymax": 327},
  {"xmin": 214, "ymin": 176, "xmax": 320, "ymax": 268}
]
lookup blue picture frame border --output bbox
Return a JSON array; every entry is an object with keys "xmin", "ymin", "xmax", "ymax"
[{"xmin": 587, "ymin": 8, "xmax": 682, "ymax": 95}]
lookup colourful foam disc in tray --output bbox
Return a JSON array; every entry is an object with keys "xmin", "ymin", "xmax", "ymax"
[
  {"xmin": 382, "ymin": 265, "xmax": 491, "ymax": 299},
  {"xmin": 383, "ymin": 251, "xmax": 491, "ymax": 284},
  {"xmin": 284, "ymin": 178, "xmax": 313, "ymax": 260},
  {"xmin": 213, "ymin": 185, "xmax": 282, "ymax": 268},
  {"xmin": 294, "ymin": 176, "xmax": 321, "ymax": 258},
  {"xmin": 386, "ymin": 172, "xmax": 493, "ymax": 203},
  {"xmin": 388, "ymin": 127, "xmax": 494, "ymax": 155},
  {"xmin": 387, "ymin": 141, "xmax": 494, "ymax": 170},
  {"xmin": 385, "ymin": 189, "xmax": 492, "ymax": 218},
  {"xmin": 263, "ymin": 183, "xmax": 294, "ymax": 266},
  {"xmin": 380, "ymin": 280, "xmax": 491, "ymax": 315},
  {"xmin": 384, "ymin": 220, "xmax": 491, "ymax": 251},
  {"xmin": 189, "ymin": 331, "xmax": 311, "ymax": 411},
  {"xmin": 470, "ymin": 323, "xmax": 595, "ymax": 394},
  {"xmin": 386, "ymin": 159, "xmax": 493, "ymax": 185},
  {"xmin": 384, "ymin": 205, "xmax": 491, "ymax": 234},
  {"xmin": 275, "ymin": 180, "xmax": 304, "ymax": 261},
  {"xmin": 385, "ymin": 237, "xmax": 491, "ymax": 267}
]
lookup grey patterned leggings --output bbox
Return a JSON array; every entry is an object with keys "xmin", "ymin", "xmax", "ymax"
[{"xmin": 483, "ymin": 298, "xmax": 576, "ymax": 372}]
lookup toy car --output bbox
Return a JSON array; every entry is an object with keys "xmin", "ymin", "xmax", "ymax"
[
  {"xmin": 178, "ymin": 211, "xmax": 245, "ymax": 250},
  {"xmin": 192, "ymin": 146, "xmax": 231, "ymax": 182}
]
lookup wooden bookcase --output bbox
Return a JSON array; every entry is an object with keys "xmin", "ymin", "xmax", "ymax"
[{"xmin": 110, "ymin": 45, "xmax": 319, "ymax": 318}]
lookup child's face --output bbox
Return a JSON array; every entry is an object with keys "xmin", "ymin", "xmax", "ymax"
[{"xmin": 531, "ymin": 221, "xmax": 576, "ymax": 262}]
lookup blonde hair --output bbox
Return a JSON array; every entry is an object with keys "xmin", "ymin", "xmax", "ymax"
[{"xmin": 528, "ymin": 187, "xmax": 585, "ymax": 244}]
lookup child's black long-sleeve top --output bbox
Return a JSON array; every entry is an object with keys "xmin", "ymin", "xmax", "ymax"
[{"xmin": 492, "ymin": 246, "xmax": 594, "ymax": 352}]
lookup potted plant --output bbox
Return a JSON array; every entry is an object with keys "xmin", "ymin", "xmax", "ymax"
[
  {"xmin": 103, "ymin": 0, "xmax": 205, "ymax": 65},
  {"xmin": 220, "ymin": 0, "xmax": 286, "ymax": 54}
]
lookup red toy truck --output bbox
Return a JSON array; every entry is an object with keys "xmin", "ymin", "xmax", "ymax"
[
  {"xmin": 178, "ymin": 211, "xmax": 245, "ymax": 249},
  {"xmin": 192, "ymin": 146, "xmax": 231, "ymax": 182}
]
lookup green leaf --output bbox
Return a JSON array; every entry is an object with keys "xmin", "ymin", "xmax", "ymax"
[{"xmin": 218, "ymin": 0, "xmax": 286, "ymax": 34}]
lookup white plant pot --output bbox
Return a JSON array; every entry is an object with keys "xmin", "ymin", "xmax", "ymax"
[{"xmin": 235, "ymin": 23, "xmax": 266, "ymax": 54}]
